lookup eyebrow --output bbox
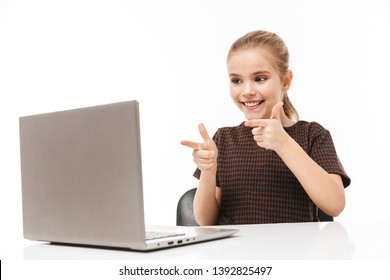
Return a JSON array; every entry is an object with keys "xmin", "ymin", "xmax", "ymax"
[{"xmin": 229, "ymin": 70, "xmax": 272, "ymax": 77}]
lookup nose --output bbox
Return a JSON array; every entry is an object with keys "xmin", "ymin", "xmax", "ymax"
[{"xmin": 242, "ymin": 82, "xmax": 256, "ymax": 97}]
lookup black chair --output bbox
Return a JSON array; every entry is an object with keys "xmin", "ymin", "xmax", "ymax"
[
  {"xmin": 176, "ymin": 188, "xmax": 199, "ymax": 226},
  {"xmin": 176, "ymin": 188, "xmax": 333, "ymax": 226},
  {"xmin": 318, "ymin": 207, "xmax": 334, "ymax": 222}
]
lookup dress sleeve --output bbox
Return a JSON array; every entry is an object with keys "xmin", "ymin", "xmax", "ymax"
[{"xmin": 308, "ymin": 123, "xmax": 351, "ymax": 188}]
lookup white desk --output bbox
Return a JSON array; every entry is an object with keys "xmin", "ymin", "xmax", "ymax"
[{"xmin": 23, "ymin": 220, "xmax": 390, "ymax": 260}]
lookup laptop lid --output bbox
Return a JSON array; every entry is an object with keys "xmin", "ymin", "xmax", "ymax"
[
  {"xmin": 20, "ymin": 100, "xmax": 238, "ymax": 251},
  {"xmin": 20, "ymin": 100, "xmax": 147, "ymax": 249}
]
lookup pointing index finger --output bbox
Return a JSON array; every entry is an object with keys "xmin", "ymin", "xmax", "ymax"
[
  {"xmin": 244, "ymin": 120, "xmax": 268, "ymax": 128},
  {"xmin": 180, "ymin": 140, "xmax": 201, "ymax": 150}
]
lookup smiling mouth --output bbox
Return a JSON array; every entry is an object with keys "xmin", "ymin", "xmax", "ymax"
[{"xmin": 241, "ymin": 100, "xmax": 264, "ymax": 108}]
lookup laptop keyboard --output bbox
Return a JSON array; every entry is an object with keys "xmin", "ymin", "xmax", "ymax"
[{"xmin": 146, "ymin": 231, "xmax": 185, "ymax": 241}]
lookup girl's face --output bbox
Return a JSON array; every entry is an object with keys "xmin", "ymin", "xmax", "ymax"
[{"xmin": 227, "ymin": 48, "xmax": 291, "ymax": 121}]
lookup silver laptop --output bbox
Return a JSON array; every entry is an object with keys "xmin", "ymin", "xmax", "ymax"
[{"xmin": 19, "ymin": 100, "xmax": 238, "ymax": 251}]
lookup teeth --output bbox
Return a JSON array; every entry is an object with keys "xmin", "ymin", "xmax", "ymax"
[{"xmin": 244, "ymin": 101, "xmax": 261, "ymax": 107}]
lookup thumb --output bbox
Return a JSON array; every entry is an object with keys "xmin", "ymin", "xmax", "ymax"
[
  {"xmin": 198, "ymin": 123, "xmax": 211, "ymax": 142},
  {"xmin": 270, "ymin": 102, "xmax": 283, "ymax": 121}
]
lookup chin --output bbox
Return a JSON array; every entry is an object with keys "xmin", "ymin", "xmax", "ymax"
[
  {"xmin": 244, "ymin": 113, "xmax": 261, "ymax": 120},
  {"xmin": 244, "ymin": 114, "xmax": 254, "ymax": 120}
]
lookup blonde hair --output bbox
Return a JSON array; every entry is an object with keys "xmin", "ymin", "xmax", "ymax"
[{"xmin": 227, "ymin": 30, "xmax": 299, "ymax": 121}]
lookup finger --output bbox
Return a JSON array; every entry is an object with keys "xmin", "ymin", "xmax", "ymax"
[
  {"xmin": 195, "ymin": 157, "xmax": 215, "ymax": 165},
  {"xmin": 180, "ymin": 140, "xmax": 201, "ymax": 150},
  {"xmin": 270, "ymin": 101, "xmax": 284, "ymax": 120},
  {"xmin": 195, "ymin": 149, "xmax": 216, "ymax": 159},
  {"xmin": 253, "ymin": 135, "xmax": 264, "ymax": 142},
  {"xmin": 198, "ymin": 123, "xmax": 212, "ymax": 141},
  {"xmin": 244, "ymin": 119, "xmax": 268, "ymax": 128},
  {"xmin": 251, "ymin": 127, "xmax": 264, "ymax": 136}
]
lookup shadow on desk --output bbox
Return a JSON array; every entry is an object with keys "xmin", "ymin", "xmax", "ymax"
[
  {"xmin": 307, "ymin": 221, "xmax": 355, "ymax": 259},
  {"xmin": 23, "ymin": 222, "xmax": 354, "ymax": 260},
  {"xmin": 228, "ymin": 222, "xmax": 354, "ymax": 260}
]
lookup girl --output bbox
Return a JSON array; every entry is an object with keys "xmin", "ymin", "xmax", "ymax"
[{"xmin": 181, "ymin": 30, "xmax": 351, "ymax": 225}]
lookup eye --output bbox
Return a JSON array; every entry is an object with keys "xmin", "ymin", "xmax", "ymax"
[
  {"xmin": 255, "ymin": 76, "xmax": 267, "ymax": 82},
  {"xmin": 231, "ymin": 78, "xmax": 242, "ymax": 84}
]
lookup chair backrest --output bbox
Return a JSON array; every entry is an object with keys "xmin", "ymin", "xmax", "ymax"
[
  {"xmin": 176, "ymin": 188, "xmax": 333, "ymax": 226},
  {"xmin": 176, "ymin": 188, "xmax": 199, "ymax": 226},
  {"xmin": 317, "ymin": 208, "xmax": 334, "ymax": 222}
]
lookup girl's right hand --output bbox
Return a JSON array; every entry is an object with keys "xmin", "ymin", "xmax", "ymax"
[{"xmin": 180, "ymin": 124, "xmax": 218, "ymax": 173}]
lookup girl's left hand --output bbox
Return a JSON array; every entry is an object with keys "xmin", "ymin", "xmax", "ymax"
[{"xmin": 244, "ymin": 102, "xmax": 290, "ymax": 152}]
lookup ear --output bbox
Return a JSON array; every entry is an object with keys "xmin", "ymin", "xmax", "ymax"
[{"xmin": 282, "ymin": 70, "xmax": 293, "ymax": 92}]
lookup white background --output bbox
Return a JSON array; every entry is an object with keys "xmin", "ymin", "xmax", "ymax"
[{"xmin": 1, "ymin": 0, "xmax": 390, "ymax": 260}]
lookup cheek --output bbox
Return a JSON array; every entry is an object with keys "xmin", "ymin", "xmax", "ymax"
[
  {"xmin": 259, "ymin": 83, "xmax": 281, "ymax": 99},
  {"xmin": 229, "ymin": 86, "xmax": 240, "ymax": 100},
  {"xmin": 230, "ymin": 91, "xmax": 236, "ymax": 100}
]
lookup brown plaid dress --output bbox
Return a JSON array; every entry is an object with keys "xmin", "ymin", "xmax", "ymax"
[{"xmin": 194, "ymin": 121, "xmax": 351, "ymax": 224}]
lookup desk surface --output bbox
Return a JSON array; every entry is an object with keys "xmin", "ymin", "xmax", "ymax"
[{"xmin": 23, "ymin": 220, "xmax": 390, "ymax": 260}]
